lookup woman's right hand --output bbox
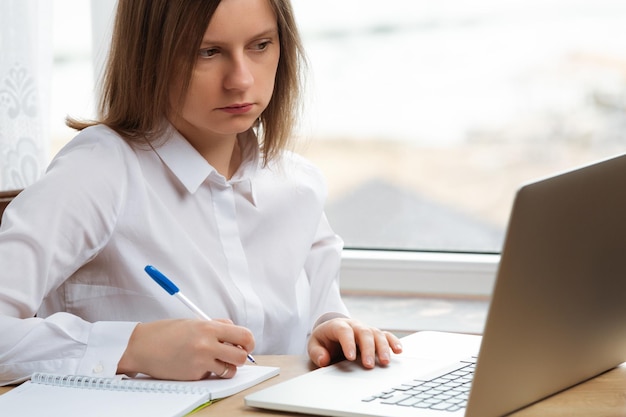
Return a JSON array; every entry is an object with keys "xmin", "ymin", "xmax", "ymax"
[{"xmin": 117, "ymin": 318, "xmax": 255, "ymax": 380}]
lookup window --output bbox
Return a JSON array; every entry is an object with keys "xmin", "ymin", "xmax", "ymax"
[
  {"xmin": 50, "ymin": 1, "xmax": 626, "ymax": 295},
  {"xmin": 292, "ymin": 0, "xmax": 626, "ymax": 255}
]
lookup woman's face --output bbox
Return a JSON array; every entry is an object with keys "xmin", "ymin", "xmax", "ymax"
[{"xmin": 169, "ymin": 0, "xmax": 280, "ymax": 147}]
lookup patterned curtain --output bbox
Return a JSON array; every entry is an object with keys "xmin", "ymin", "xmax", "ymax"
[{"xmin": 0, "ymin": 0, "xmax": 52, "ymax": 191}]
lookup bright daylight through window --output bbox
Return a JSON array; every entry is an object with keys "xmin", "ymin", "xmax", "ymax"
[{"xmin": 51, "ymin": 0, "xmax": 626, "ymax": 256}]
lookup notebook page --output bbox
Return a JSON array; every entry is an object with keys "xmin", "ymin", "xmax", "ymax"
[
  {"xmin": 0, "ymin": 381, "xmax": 209, "ymax": 417},
  {"xmin": 0, "ymin": 365, "xmax": 279, "ymax": 417}
]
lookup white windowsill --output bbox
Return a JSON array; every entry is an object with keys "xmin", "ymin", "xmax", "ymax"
[{"xmin": 340, "ymin": 249, "xmax": 500, "ymax": 298}]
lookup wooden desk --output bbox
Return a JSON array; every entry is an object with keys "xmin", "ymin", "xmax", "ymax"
[{"xmin": 3, "ymin": 356, "xmax": 626, "ymax": 416}]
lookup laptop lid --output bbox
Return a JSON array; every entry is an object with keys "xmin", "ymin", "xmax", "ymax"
[{"xmin": 466, "ymin": 152, "xmax": 626, "ymax": 416}]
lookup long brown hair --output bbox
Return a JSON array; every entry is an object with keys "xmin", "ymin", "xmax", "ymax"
[{"xmin": 67, "ymin": 0, "xmax": 306, "ymax": 164}]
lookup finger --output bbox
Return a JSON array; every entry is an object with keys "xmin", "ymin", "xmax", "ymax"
[
  {"xmin": 212, "ymin": 340, "xmax": 251, "ymax": 367},
  {"xmin": 209, "ymin": 321, "xmax": 255, "ymax": 364},
  {"xmin": 333, "ymin": 322, "xmax": 358, "ymax": 361},
  {"xmin": 388, "ymin": 332, "xmax": 403, "ymax": 354},
  {"xmin": 373, "ymin": 330, "xmax": 392, "ymax": 366},
  {"xmin": 214, "ymin": 361, "xmax": 237, "ymax": 379},
  {"xmin": 308, "ymin": 320, "xmax": 354, "ymax": 367},
  {"xmin": 353, "ymin": 326, "xmax": 376, "ymax": 368},
  {"xmin": 307, "ymin": 339, "xmax": 331, "ymax": 368}
]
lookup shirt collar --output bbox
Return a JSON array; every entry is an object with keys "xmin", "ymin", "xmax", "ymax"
[{"xmin": 152, "ymin": 124, "xmax": 260, "ymax": 205}]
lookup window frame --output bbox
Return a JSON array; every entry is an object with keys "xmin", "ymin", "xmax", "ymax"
[{"xmin": 340, "ymin": 249, "xmax": 499, "ymax": 297}]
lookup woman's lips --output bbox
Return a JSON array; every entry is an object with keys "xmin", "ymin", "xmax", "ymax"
[{"xmin": 219, "ymin": 103, "xmax": 253, "ymax": 114}]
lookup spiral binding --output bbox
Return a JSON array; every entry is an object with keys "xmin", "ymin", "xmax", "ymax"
[{"xmin": 30, "ymin": 372, "xmax": 207, "ymax": 395}]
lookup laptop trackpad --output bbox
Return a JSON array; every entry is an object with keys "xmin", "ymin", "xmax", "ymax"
[{"xmin": 318, "ymin": 355, "xmax": 459, "ymax": 383}]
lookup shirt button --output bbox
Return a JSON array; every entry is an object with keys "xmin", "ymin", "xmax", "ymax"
[{"xmin": 93, "ymin": 363, "xmax": 104, "ymax": 374}]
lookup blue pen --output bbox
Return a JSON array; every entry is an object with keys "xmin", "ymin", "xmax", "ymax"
[{"xmin": 144, "ymin": 265, "xmax": 256, "ymax": 364}]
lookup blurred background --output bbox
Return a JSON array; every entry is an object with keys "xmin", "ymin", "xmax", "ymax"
[{"xmin": 48, "ymin": 0, "xmax": 626, "ymax": 254}]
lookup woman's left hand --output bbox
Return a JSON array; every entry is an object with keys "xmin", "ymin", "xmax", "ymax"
[{"xmin": 307, "ymin": 318, "xmax": 403, "ymax": 369}]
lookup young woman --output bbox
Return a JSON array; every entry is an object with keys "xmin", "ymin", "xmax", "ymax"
[{"xmin": 0, "ymin": 0, "xmax": 402, "ymax": 384}]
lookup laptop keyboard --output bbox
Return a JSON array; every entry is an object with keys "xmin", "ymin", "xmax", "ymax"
[{"xmin": 362, "ymin": 358, "xmax": 476, "ymax": 412}]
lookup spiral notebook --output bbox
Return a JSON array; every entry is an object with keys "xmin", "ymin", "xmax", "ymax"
[{"xmin": 0, "ymin": 365, "xmax": 279, "ymax": 417}]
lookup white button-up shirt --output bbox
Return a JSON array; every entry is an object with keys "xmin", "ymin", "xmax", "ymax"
[{"xmin": 0, "ymin": 124, "xmax": 348, "ymax": 385}]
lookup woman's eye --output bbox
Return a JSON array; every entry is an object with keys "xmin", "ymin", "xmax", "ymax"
[
  {"xmin": 198, "ymin": 48, "xmax": 219, "ymax": 58},
  {"xmin": 253, "ymin": 41, "xmax": 271, "ymax": 51}
]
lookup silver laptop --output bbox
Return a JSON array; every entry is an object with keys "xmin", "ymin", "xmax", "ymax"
[{"xmin": 246, "ymin": 153, "xmax": 626, "ymax": 417}]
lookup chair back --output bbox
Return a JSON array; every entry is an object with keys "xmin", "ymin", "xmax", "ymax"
[{"xmin": 0, "ymin": 189, "xmax": 22, "ymax": 225}]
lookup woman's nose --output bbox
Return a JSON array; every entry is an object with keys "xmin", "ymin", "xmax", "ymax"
[{"xmin": 224, "ymin": 55, "xmax": 254, "ymax": 91}]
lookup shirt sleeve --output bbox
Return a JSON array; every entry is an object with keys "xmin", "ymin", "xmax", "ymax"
[
  {"xmin": 305, "ymin": 212, "xmax": 351, "ymax": 330},
  {"xmin": 0, "ymin": 128, "xmax": 138, "ymax": 385},
  {"xmin": 0, "ymin": 315, "xmax": 137, "ymax": 385}
]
